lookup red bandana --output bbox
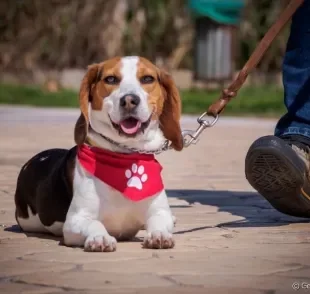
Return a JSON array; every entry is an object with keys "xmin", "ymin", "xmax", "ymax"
[{"xmin": 77, "ymin": 144, "xmax": 164, "ymax": 201}]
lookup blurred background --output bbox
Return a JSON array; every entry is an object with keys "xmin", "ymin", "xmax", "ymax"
[{"xmin": 0, "ymin": 0, "xmax": 292, "ymax": 116}]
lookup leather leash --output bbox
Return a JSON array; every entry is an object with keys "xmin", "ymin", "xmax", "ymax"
[
  {"xmin": 182, "ymin": 0, "xmax": 305, "ymax": 148},
  {"xmin": 207, "ymin": 0, "xmax": 305, "ymax": 117}
]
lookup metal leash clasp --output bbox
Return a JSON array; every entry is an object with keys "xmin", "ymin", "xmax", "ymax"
[{"xmin": 182, "ymin": 112, "xmax": 219, "ymax": 148}]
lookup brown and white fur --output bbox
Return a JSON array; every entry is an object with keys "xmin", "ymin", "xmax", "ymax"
[{"xmin": 14, "ymin": 56, "xmax": 183, "ymax": 252}]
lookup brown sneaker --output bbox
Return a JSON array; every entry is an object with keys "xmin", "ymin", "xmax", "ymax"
[{"xmin": 245, "ymin": 135, "xmax": 310, "ymax": 218}]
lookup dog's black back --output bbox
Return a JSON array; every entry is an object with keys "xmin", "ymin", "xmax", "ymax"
[{"xmin": 15, "ymin": 147, "xmax": 77, "ymax": 229}]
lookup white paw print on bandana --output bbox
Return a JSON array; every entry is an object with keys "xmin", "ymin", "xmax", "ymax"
[{"xmin": 125, "ymin": 163, "xmax": 148, "ymax": 190}]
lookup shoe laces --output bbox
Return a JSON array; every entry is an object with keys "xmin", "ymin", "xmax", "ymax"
[{"xmin": 282, "ymin": 135, "xmax": 310, "ymax": 164}]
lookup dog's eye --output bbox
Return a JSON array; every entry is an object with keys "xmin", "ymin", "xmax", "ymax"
[
  {"xmin": 140, "ymin": 75, "xmax": 155, "ymax": 84},
  {"xmin": 104, "ymin": 76, "xmax": 120, "ymax": 85}
]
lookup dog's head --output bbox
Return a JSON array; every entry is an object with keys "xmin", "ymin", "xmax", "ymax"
[{"xmin": 74, "ymin": 56, "xmax": 183, "ymax": 152}]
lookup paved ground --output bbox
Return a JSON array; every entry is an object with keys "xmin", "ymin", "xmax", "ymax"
[{"xmin": 0, "ymin": 106, "xmax": 310, "ymax": 294}]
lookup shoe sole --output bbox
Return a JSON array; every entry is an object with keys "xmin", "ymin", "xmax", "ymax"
[{"xmin": 245, "ymin": 135, "xmax": 310, "ymax": 218}]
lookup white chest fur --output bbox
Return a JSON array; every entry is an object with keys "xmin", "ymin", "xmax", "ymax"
[{"xmin": 91, "ymin": 171, "xmax": 155, "ymax": 239}]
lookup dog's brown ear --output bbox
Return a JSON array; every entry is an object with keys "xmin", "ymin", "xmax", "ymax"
[
  {"xmin": 158, "ymin": 70, "xmax": 183, "ymax": 151},
  {"xmin": 74, "ymin": 64, "xmax": 100, "ymax": 145}
]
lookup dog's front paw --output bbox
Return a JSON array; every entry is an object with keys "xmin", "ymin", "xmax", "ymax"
[
  {"xmin": 143, "ymin": 230, "xmax": 175, "ymax": 249},
  {"xmin": 141, "ymin": 216, "xmax": 177, "ymax": 230},
  {"xmin": 84, "ymin": 234, "xmax": 117, "ymax": 252}
]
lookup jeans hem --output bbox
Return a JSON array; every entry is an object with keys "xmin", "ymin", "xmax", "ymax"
[{"xmin": 275, "ymin": 127, "xmax": 310, "ymax": 139}]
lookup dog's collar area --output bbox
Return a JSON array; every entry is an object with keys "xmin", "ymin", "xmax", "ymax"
[
  {"xmin": 88, "ymin": 125, "xmax": 172, "ymax": 155},
  {"xmin": 97, "ymin": 133, "xmax": 172, "ymax": 155}
]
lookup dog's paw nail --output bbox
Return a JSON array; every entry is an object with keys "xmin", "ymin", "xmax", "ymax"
[
  {"xmin": 143, "ymin": 230, "xmax": 175, "ymax": 249},
  {"xmin": 84, "ymin": 234, "xmax": 117, "ymax": 252}
]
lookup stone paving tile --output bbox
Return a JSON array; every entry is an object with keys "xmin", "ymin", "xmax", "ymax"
[
  {"xmin": 0, "ymin": 283, "xmax": 64, "ymax": 294},
  {"xmin": 46, "ymin": 288, "xmax": 289, "ymax": 294},
  {"xmin": 0, "ymin": 259, "xmax": 74, "ymax": 278},
  {"xmin": 0, "ymin": 107, "xmax": 310, "ymax": 293}
]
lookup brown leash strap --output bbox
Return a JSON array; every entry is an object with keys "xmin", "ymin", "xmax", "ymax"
[{"xmin": 207, "ymin": 0, "xmax": 305, "ymax": 117}]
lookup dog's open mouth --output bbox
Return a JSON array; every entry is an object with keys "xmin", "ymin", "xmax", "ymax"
[
  {"xmin": 111, "ymin": 116, "xmax": 151, "ymax": 137},
  {"xmin": 120, "ymin": 117, "xmax": 141, "ymax": 134}
]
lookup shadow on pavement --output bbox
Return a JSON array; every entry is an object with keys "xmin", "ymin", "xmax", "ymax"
[
  {"xmin": 5, "ymin": 224, "xmax": 63, "ymax": 243},
  {"xmin": 5, "ymin": 189, "xmax": 310, "ymax": 241},
  {"xmin": 168, "ymin": 189, "xmax": 310, "ymax": 232}
]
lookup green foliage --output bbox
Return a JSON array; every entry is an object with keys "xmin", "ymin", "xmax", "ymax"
[
  {"xmin": 0, "ymin": 83, "xmax": 78, "ymax": 107},
  {"xmin": 0, "ymin": 83, "xmax": 285, "ymax": 117},
  {"xmin": 182, "ymin": 86, "xmax": 285, "ymax": 116}
]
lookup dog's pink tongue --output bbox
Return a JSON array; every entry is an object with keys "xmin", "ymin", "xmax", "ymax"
[{"xmin": 120, "ymin": 118, "xmax": 141, "ymax": 134}]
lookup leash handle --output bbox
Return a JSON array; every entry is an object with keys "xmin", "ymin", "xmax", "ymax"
[{"xmin": 207, "ymin": 0, "xmax": 305, "ymax": 117}]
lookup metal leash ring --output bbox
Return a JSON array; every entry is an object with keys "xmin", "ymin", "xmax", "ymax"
[{"xmin": 182, "ymin": 112, "xmax": 219, "ymax": 148}]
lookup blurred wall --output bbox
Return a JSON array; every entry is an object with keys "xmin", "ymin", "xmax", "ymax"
[{"xmin": 0, "ymin": 0, "xmax": 291, "ymax": 89}]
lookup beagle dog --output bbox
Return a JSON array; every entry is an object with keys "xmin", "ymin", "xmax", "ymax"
[{"xmin": 14, "ymin": 56, "xmax": 183, "ymax": 252}]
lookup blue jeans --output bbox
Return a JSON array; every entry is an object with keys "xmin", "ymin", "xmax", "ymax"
[{"xmin": 275, "ymin": 0, "xmax": 310, "ymax": 139}]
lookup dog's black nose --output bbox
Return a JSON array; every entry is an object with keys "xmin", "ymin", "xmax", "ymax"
[{"xmin": 120, "ymin": 94, "xmax": 140, "ymax": 110}]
